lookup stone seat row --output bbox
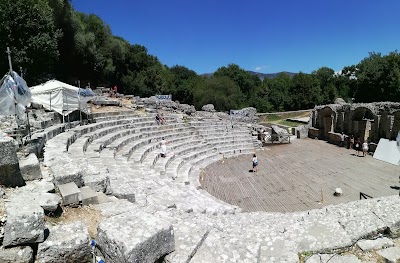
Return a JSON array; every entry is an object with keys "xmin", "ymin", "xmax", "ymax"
[{"xmin": 39, "ymin": 111, "xmax": 400, "ymax": 262}]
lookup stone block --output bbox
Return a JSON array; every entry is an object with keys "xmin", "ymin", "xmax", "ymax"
[
  {"xmin": 3, "ymin": 200, "xmax": 45, "ymax": 247},
  {"xmin": 58, "ymin": 182, "xmax": 82, "ymax": 205},
  {"xmin": 37, "ymin": 193, "xmax": 61, "ymax": 212},
  {"xmin": 376, "ymin": 247, "xmax": 400, "ymax": 263},
  {"xmin": 29, "ymin": 181, "xmax": 55, "ymax": 193},
  {"xmin": 96, "ymin": 192, "xmax": 112, "ymax": 204},
  {"xmin": 0, "ymin": 138, "xmax": 25, "ymax": 187},
  {"xmin": 83, "ymin": 173, "xmax": 111, "ymax": 194},
  {"xmin": 97, "ymin": 211, "xmax": 174, "ymax": 263},
  {"xmin": 19, "ymin": 153, "xmax": 42, "ymax": 181},
  {"xmin": 306, "ymin": 254, "xmax": 361, "ymax": 263},
  {"xmin": 51, "ymin": 162, "xmax": 84, "ymax": 187},
  {"xmin": 356, "ymin": 237, "xmax": 394, "ymax": 251},
  {"xmin": 80, "ymin": 186, "xmax": 99, "ymax": 206},
  {"xmin": 0, "ymin": 246, "xmax": 33, "ymax": 263},
  {"xmin": 37, "ymin": 222, "xmax": 91, "ymax": 263}
]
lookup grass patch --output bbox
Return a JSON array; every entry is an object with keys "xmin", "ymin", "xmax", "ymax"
[{"xmin": 278, "ymin": 120, "xmax": 303, "ymax": 127}]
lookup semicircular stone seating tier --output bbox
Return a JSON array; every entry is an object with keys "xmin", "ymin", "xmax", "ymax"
[{"xmin": 43, "ymin": 111, "xmax": 400, "ymax": 263}]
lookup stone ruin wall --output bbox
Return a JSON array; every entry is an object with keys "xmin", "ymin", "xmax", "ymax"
[{"xmin": 309, "ymin": 102, "xmax": 400, "ymax": 148}]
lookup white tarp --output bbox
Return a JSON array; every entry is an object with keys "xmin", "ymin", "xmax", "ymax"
[
  {"xmin": 373, "ymin": 138, "xmax": 400, "ymax": 166},
  {"xmin": 0, "ymin": 71, "xmax": 31, "ymax": 116},
  {"xmin": 30, "ymin": 80, "xmax": 95, "ymax": 116}
]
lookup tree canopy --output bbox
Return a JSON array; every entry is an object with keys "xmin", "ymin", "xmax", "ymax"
[{"xmin": 0, "ymin": 0, "xmax": 399, "ymax": 113}]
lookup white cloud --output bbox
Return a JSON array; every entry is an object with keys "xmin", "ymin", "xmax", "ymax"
[{"xmin": 255, "ymin": 65, "xmax": 268, "ymax": 71}]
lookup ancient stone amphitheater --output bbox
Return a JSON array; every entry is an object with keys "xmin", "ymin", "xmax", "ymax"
[{"xmin": 1, "ymin": 104, "xmax": 400, "ymax": 263}]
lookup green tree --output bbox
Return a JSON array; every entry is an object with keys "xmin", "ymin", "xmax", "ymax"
[
  {"xmin": 289, "ymin": 73, "xmax": 322, "ymax": 110},
  {"xmin": 193, "ymin": 76, "xmax": 245, "ymax": 111},
  {"xmin": 164, "ymin": 65, "xmax": 199, "ymax": 104},
  {"xmin": 0, "ymin": 0, "xmax": 61, "ymax": 84},
  {"xmin": 266, "ymin": 73, "xmax": 292, "ymax": 111},
  {"xmin": 355, "ymin": 51, "xmax": 400, "ymax": 102},
  {"xmin": 313, "ymin": 67, "xmax": 337, "ymax": 104},
  {"xmin": 214, "ymin": 64, "xmax": 261, "ymax": 97}
]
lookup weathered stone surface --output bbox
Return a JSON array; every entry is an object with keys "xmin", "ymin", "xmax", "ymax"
[
  {"xmin": 0, "ymin": 246, "xmax": 33, "ymax": 263},
  {"xmin": 51, "ymin": 162, "xmax": 84, "ymax": 187},
  {"xmin": 306, "ymin": 254, "xmax": 361, "ymax": 263},
  {"xmin": 58, "ymin": 182, "xmax": 82, "ymax": 205},
  {"xmin": 83, "ymin": 173, "xmax": 111, "ymax": 194},
  {"xmin": 377, "ymin": 247, "xmax": 400, "ymax": 263},
  {"xmin": 0, "ymin": 186, "xmax": 4, "ymax": 198},
  {"xmin": 95, "ymin": 199, "xmax": 139, "ymax": 218},
  {"xmin": 0, "ymin": 138, "xmax": 25, "ymax": 187},
  {"xmin": 178, "ymin": 104, "xmax": 196, "ymax": 115},
  {"xmin": 334, "ymin": 98, "xmax": 346, "ymax": 104},
  {"xmin": 37, "ymin": 222, "xmax": 91, "ymax": 263},
  {"xmin": 356, "ymin": 237, "xmax": 394, "ymax": 251},
  {"xmin": 97, "ymin": 211, "xmax": 174, "ymax": 263},
  {"xmin": 80, "ymin": 186, "xmax": 99, "ymax": 205},
  {"xmin": 201, "ymin": 104, "xmax": 215, "ymax": 112},
  {"xmin": 37, "ymin": 193, "xmax": 61, "ymax": 212},
  {"xmin": 190, "ymin": 228, "xmax": 260, "ymax": 263},
  {"xmin": 3, "ymin": 200, "xmax": 45, "ymax": 246},
  {"xmin": 164, "ymin": 220, "xmax": 210, "ymax": 263},
  {"xmin": 19, "ymin": 153, "xmax": 42, "ymax": 181},
  {"xmin": 29, "ymin": 181, "xmax": 55, "ymax": 193}
]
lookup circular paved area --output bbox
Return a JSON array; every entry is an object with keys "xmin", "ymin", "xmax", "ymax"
[{"xmin": 202, "ymin": 138, "xmax": 399, "ymax": 213}]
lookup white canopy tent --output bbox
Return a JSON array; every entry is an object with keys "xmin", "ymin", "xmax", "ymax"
[{"xmin": 30, "ymin": 80, "xmax": 94, "ymax": 116}]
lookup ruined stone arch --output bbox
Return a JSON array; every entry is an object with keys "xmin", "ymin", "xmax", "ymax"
[
  {"xmin": 390, "ymin": 110, "xmax": 400, "ymax": 140},
  {"xmin": 351, "ymin": 107, "xmax": 376, "ymax": 142},
  {"xmin": 317, "ymin": 106, "xmax": 336, "ymax": 139}
]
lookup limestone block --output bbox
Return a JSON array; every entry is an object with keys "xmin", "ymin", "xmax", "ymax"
[
  {"xmin": 29, "ymin": 181, "xmax": 55, "ymax": 193},
  {"xmin": 80, "ymin": 186, "xmax": 99, "ymax": 206},
  {"xmin": 58, "ymin": 182, "xmax": 82, "ymax": 205},
  {"xmin": 83, "ymin": 173, "xmax": 111, "ymax": 194},
  {"xmin": 377, "ymin": 247, "xmax": 400, "ymax": 263},
  {"xmin": 306, "ymin": 254, "xmax": 361, "ymax": 263},
  {"xmin": 37, "ymin": 193, "xmax": 61, "ymax": 212},
  {"xmin": 51, "ymin": 162, "xmax": 84, "ymax": 187},
  {"xmin": 164, "ymin": 221, "xmax": 210, "ymax": 263},
  {"xmin": 97, "ymin": 211, "xmax": 174, "ymax": 263},
  {"xmin": 201, "ymin": 104, "xmax": 215, "ymax": 112},
  {"xmin": 190, "ymin": 228, "xmax": 260, "ymax": 263},
  {"xmin": 0, "ymin": 246, "xmax": 33, "ymax": 263},
  {"xmin": 0, "ymin": 138, "xmax": 25, "ymax": 187},
  {"xmin": 19, "ymin": 153, "xmax": 42, "ymax": 181},
  {"xmin": 36, "ymin": 222, "xmax": 91, "ymax": 263},
  {"xmin": 3, "ymin": 200, "xmax": 45, "ymax": 246},
  {"xmin": 95, "ymin": 199, "xmax": 139, "ymax": 218},
  {"xmin": 357, "ymin": 237, "xmax": 394, "ymax": 251}
]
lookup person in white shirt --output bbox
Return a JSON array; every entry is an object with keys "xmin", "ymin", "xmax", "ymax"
[
  {"xmin": 160, "ymin": 137, "xmax": 167, "ymax": 157},
  {"xmin": 362, "ymin": 141, "xmax": 369, "ymax": 157}
]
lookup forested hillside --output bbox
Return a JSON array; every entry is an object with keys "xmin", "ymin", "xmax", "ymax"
[{"xmin": 1, "ymin": 0, "xmax": 399, "ymax": 112}]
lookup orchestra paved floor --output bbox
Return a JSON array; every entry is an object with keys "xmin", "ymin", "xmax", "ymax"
[{"xmin": 202, "ymin": 138, "xmax": 399, "ymax": 213}]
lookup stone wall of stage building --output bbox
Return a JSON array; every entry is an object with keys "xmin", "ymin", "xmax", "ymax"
[{"xmin": 310, "ymin": 102, "xmax": 400, "ymax": 144}]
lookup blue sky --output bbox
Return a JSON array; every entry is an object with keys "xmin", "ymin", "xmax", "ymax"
[{"xmin": 72, "ymin": 0, "xmax": 400, "ymax": 75}]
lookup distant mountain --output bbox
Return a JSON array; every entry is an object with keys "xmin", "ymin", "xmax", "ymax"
[
  {"xmin": 246, "ymin": 71, "xmax": 296, "ymax": 80},
  {"xmin": 200, "ymin": 71, "xmax": 296, "ymax": 80}
]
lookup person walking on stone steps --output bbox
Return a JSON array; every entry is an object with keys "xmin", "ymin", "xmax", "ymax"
[
  {"xmin": 252, "ymin": 154, "xmax": 258, "ymax": 174},
  {"xmin": 160, "ymin": 137, "xmax": 168, "ymax": 157}
]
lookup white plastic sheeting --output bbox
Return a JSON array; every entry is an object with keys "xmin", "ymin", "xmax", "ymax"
[
  {"xmin": 373, "ymin": 138, "xmax": 400, "ymax": 166},
  {"xmin": 0, "ymin": 71, "xmax": 31, "ymax": 116},
  {"xmin": 30, "ymin": 80, "xmax": 95, "ymax": 116}
]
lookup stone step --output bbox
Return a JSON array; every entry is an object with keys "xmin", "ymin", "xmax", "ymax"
[
  {"xmin": 79, "ymin": 186, "xmax": 99, "ymax": 205},
  {"xmin": 58, "ymin": 182, "xmax": 82, "ymax": 206}
]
